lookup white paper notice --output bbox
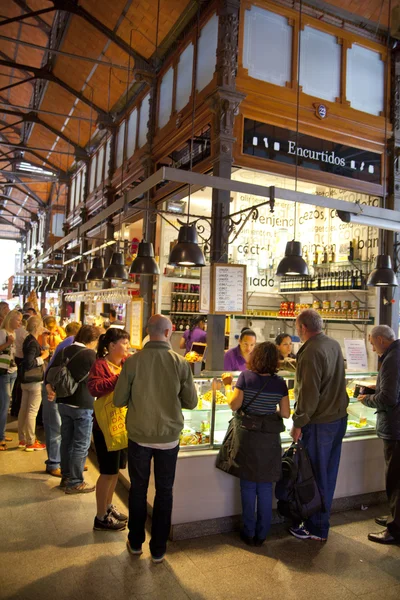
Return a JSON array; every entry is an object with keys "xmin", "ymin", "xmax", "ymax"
[
  {"xmin": 200, "ymin": 265, "xmax": 211, "ymax": 313},
  {"xmin": 344, "ymin": 339, "xmax": 368, "ymax": 371},
  {"xmin": 130, "ymin": 299, "xmax": 143, "ymax": 349},
  {"xmin": 214, "ymin": 266, "xmax": 245, "ymax": 313}
]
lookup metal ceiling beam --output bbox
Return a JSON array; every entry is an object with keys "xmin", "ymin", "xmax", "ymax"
[
  {"xmin": 0, "ymin": 118, "xmax": 22, "ymax": 135},
  {"xmin": 0, "ymin": 146, "xmax": 44, "ymax": 207},
  {"xmin": 2, "ymin": 184, "xmax": 42, "ymax": 207},
  {"xmin": 0, "ymin": 98, "xmax": 93, "ymax": 121},
  {"xmin": 0, "ymin": 7, "xmax": 55, "ymax": 29},
  {"xmin": 0, "ymin": 195, "xmax": 35, "ymax": 218},
  {"xmin": 11, "ymin": 0, "xmax": 52, "ymax": 34},
  {"xmin": 0, "ymin": 215, "xmax": 25, "ymax": 234},
  {"xmin": 0, "ymin": 50, "xmax": 34, "ymax": 80},
  {"xmin": 0, "ymin": 108, "xmax": 88, "ymax": 159},
  {"xmin": 0, "ymin": 205, "xmax": 31, "ymax": 221},
  {"xmin": 0, "ymin": 139, "xmax": 82, "ymax": 156},
  {"xmin": 0, "ymin": 34, "xmax": 131, "ymax": 70},
  {"xmin": 15, "ymin": 148, "xmax": 68, "ymax": 178},
  {"xmin": 0, "ymin": 59, "xmax": 110, "ymax": 121},
  {"xmin": 51, "ymin": 0, "xmax": 151, "ymax": 69}
]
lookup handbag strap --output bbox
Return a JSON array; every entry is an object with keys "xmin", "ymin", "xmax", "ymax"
[{"xmin": 241, "ymin": 374, "xmax": 271, "ymax": 414}]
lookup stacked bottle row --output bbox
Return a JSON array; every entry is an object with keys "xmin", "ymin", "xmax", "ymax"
[
  {"xmin": 171, "ymin": 316, "xmax": 191, "ymax": 331},
  {"xmin": 173, "ymin": 283, "xmax": 200, "ymax": 294},
  {"xmin": 280, "ymin": 270, "xmax": 365, "ymax": 293},
  {"xmin": 171, "ymin": 295, "xmax": 200, "ymax": 313}
]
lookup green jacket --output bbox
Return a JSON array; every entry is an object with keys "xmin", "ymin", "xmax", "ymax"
[
  {"xmin": 293, "ymin": 333, "xmax": 348, "ymax": 428},
  {"xmin": 113, "ymin": 341, "xmax": 197, "ymax": 444}
]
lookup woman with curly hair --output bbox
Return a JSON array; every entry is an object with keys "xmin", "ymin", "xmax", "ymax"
[{"xmin": 222, "ymin": 342, "xmax": 290, "ymax": 546}]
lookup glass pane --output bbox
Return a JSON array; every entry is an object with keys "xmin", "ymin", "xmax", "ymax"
[
  {"xmin": 126, "ymin": 108, "xmax": 138, "ymax": 157},
  {"xmin": 96, "ymin": 145, "xmax": 105, "ymax": 188},
  {"xmin": 70, "ymin": 178, "xmax": 75, "ymax": 213},
  {"xmin": 196, "ymin": 13, "xmax": 218, "ymax": 91},
  {"xmin": 116, "ymin": 121, "xmax": 125, "ymax": 167},
  {"xmin": 158, "ymin": 67, "xmax": 174, "ymax": 129},
  {"xmin": 89, "ymin": 155, "xmax": 96, "ymax": 193},
  {"xmin": 81, "ymin": 166, "xmax": 86, "ymax": 202},
  {"xmin": 75, "ymin": 171, "xmax": 81, "ymax": 207},
  {"xmin": 300, "ymin": 26, "xmax": 340, "ymax": 102},
  {"xmin": 138, "ymin": 94, "xmax": 150, "ymax": 148},
  {"xmin": 346, "ymin": 44, "xmax": 384, "ymax": 116},
  {"xmin": 243, "ymin": 6, "xmax": 292, "ymax": 87},
  {"xmin": 176, "ymin": 43, "xmax": 194, "ymax": 112},
  {"xmin": 105, "ymin": 138, "xmax": 111, "ymax": 179}
]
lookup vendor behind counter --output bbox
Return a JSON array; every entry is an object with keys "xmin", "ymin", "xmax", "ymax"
[
  {"xmin": 180, "ymin": 316, "xmax": 207, "ymax": 354},
  {"xmin": 276, "ymin": 332, "xmax": 297, "ymax": 372},
  {"xmin": 223, "ymin": 328, "xmax": 257, "ymax": 372}
]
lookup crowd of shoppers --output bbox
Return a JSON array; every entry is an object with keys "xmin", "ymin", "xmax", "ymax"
[{"xmin": 1, "ymin": 307, "xmax": 399, "ymax": 564}]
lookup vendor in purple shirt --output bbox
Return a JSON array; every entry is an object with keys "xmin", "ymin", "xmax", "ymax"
[
  {"xmin": 180, "ymin": 316, "xmax": 207, "ymax": 354},
  {"xmin": 224, "ymin": 328, "xmax": 257, "ymax": 372}
]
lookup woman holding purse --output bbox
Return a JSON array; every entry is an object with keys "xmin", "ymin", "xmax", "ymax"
[
  {"xmin": 220, "ymin": 342, "xmax": 290, "ymax": 547},
  {"xmin": 87, "ymin": 328, "xmax": 130, "ymax": 532},
  {"xmin": 0, "ymin": 309, "xmax": 23, "ymax": 450},
  {"xmin": 18, "ymin": 316, "xmax": 49, "ymax": 451}
]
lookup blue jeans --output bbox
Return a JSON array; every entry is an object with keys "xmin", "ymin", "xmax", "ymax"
[
  {"xmin": 42, "ymin": 384, "xmax": 61, "ymax": 470},
  {"xmin": 301, "ymin": 416, "xmax": 348, "ymax": 539},
  {"xmin": 0, "ymin": 372, "xmax": 17, "ymax": 441},
  {"xmin": 128, "ymin": 440, "xmax": 179, "ymax": 558},
  {"xmin": 58, "ymin": 403, "xmax": 93, "ymax": 487},
  {"xmin": 240, "ymin": 479, "xmax": 273, "ymax": 540}
]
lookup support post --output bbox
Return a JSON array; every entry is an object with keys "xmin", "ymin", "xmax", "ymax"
[{"xmin": 205, "ymin": 0, "xmax": 245, "ymax": 371}]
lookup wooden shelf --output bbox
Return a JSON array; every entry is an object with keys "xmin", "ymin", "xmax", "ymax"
[
  {"xmin": 232, "ymin": 315, "xmax": 373, "ymax": 324},
  {"xmin": 171, "ymin": 292, "xmax": 199, "ymax": 296},
  {"xmin": 280, "ymin": 289, "xmax": 369, "ymax": 295}
]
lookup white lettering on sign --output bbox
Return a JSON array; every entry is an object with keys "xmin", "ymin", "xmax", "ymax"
[{"xmin": 263, "ymin": 138, "xmax": 355, "ymax": 169}]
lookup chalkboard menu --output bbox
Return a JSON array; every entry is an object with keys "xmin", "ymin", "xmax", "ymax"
[{"xmin": 200, "ymin": 264, "xmax": 247, "ymax": 315}]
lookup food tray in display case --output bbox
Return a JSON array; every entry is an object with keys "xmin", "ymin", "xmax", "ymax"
[{"xmin": 180, "ymin": 371, "xmax": 378, "ymax": 451}]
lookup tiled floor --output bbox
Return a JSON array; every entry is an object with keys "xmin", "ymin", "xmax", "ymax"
[{"xmin": 1, "ymin": 420, "xmax": 400, "ymax": 600}]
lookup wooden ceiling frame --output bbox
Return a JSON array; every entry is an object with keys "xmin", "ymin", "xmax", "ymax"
[
  {"xmin": 0, "ymin": 195, "xmax": 36, "ymax": 219},
  {"xmin": 11, "ymin": 0, "xmax": 52, "ymax": 34}
]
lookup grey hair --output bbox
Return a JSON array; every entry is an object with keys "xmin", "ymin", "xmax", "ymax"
[
  {"xmin": 297, "ymin": 309, "xmax": 323, "ymax": 333},
  {"xmin": 371, "ymin": 325, "xmax": 396, "ymax": 341},
  {"xmin": 147, "ymin": 314, "xmax": 172, "ymax": 337},
  {"xmin": 26, "ymin": 315, "xmax": 43, "ymax": 335}
]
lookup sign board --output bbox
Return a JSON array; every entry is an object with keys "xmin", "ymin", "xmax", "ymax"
[
  {"xmin": 199, "ymin": 264, "xmax": 247, "ymax": 315},
  {"xmin": 344, "ymin": 339, "xmax": 368, "ymax": 371},
  {"xmin": 243, "ymin": 118, "xmax": 381, "ymax": 185},
  {"xmin": 129, "ymin": 298, "xmax": 144, "ymax": 350}
]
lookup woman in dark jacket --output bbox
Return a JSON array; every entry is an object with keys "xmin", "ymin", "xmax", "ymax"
[
  {"xmin": 17, "ymin": 316, "xmax": 49, "ymax": 451},
  {"xmin": 222, "ymin": 342, "xmax": 290, "ymax": 546},
  {"xmin": 88, "ymin": 328, "xmax": 130, "ymax": 532},
  {"xmin": 46, "ymin": 325, "xmax": 100, "ymax": 494}
]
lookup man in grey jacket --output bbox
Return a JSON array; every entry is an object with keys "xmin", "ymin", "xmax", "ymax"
[
  {"xmin": 289, "ymin": 309, "xmax": 348, "ymax": 541},
  {"xmin": 358, "ymin": 325, "xmax": 400, "ymax": 545},
  {"xmin": 114, "ymin": 314, "xmax": 197, "ymax": 563}
]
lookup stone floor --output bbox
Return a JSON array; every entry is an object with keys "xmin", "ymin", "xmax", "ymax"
[{"xmin": 1, "ymin": 419, "xmax": 400, "ymax": 600}]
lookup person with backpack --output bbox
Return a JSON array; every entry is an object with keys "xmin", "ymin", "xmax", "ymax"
[
  {"xmin": 218, "ymin": 342, "xmax": 290, "ymax": 547},
  {"xmin": 289, "ymin": 309, "xmax": 348, "ymax": 542},
  {"xmin": 45, "ymin": 325, "xmax": 101, "ymax": 494},
  {"xmin": 87, "ymin": 328, "xmax": 131, "ymax": 532}
]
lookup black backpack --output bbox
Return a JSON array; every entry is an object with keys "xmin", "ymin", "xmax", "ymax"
[
  {"xmin": 275, "ymin": 440, "xmax": 324, "ymax": 522},
  {"xmin": 47, "ymin": 347, "xmax": 88, "ymax": 398}
]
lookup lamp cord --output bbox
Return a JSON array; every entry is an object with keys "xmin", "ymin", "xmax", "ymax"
[
  {"xmin": 187, "ymin": 5, "xmax": 201, "ymax": 224},
  {"xmin": 382, "ymin": 0, "xmax": 391, "ymax": 255},
  {"xmin": 293, "ymin": 0, "xmax": 303, "ymax": 241}
]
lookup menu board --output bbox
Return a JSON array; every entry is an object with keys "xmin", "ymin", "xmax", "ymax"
[
  {"xmin": 344, "ymin": 339, "xmax": 368, "ymax": 371},
  {"xmin": 129, "ymin": 298, "xmax": 143, "ymax": 349},
  {"xmin": 213, "ymin": 264, "xmax": 246, "ymax": 315},
  {"xmin": 199, "ymin": 265, "xmax": 211, "ymax": 313}
]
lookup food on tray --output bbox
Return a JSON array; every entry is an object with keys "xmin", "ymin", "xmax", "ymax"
[
  {"xmin": 185, "ymin": 351, "xmax": 202, "ymax": 363},
  {"xmin": 346, "ymin": 387, "xmax": 355, "ymax": 398},
  {"xmin": 288, "ymin": 389, "xmax": 295, "ymax": 401},
  {"xmin": 348, "ymin": 420, "xmax": 368, "ymax": 429},
  {"xmin": 201, "ymin": 389, "xmax": 227, "ymax": 404}
]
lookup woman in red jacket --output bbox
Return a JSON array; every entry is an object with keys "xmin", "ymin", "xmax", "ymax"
[{"xmin": 88, "ymin": 328, "xmax": 130, "ymax": 532}]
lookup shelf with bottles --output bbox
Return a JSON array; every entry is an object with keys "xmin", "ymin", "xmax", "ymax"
[
  {"xmin": 279, "ymin": 269, "xmax": 366, "ymax": 293},
  {"xmin": 231, "ymin": 314, "xmax": 373, "ymax": 324},
  {"xmin": 170, "ymin": 311, "xmax": 202, "ymax": 315}
]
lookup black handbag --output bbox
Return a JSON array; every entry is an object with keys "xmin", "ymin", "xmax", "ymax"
[{"xmin": 21, "ymin": 364, "xmax": 44, "ymax": 384}]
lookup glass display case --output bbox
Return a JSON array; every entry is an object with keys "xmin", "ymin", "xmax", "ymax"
[{"xmin": 180, "ymin": 371, "xmax": 378, "ymax": 450}]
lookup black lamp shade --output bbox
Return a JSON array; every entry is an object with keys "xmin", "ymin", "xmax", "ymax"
[
  {"xmin": 367, "ymin": 255, "xmax": 398, "ymax": 287},
  {"xmin": 104, "ymin": 252, "xmax": 128, "ymax": 280},
  {"xmin": 12, "ymin": 285, "xmax": 19, "ymax": 296},
  {"xmin": 38, "ymin": 279, "xmax": 47, "ymax": 293},
  {"xmin": 45, "ymin": 276, "xmax": 55, "ymax": 292},
  {"xmin": 87, "ymin": 256, "xmax": 105, "ymax": 281},
  {"xmin": 130, "ymin": 241, "xmax": 160, "ymax": 276},
  {"xmin": 276, "ymin": 241, "xmax": 309, "ymax": 277},
  {"xmin": 168, "ymin": 225, "xmax": 206, "ymax": 267},
  {"xmin": 61, "ymin": 268, "xmax": 76, "ymax": 289},
  {"xmin": 71, "ymin": 261, "xmax": 88, "ymax": 283}
]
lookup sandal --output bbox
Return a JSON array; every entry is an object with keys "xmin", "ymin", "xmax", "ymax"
[
  {"xmin": 0, "ymin": 443, "xmax": 7, "ymax": 451},
  {"xmin": 4, "ymin": 436, "xmax": 12, "ymax": 442}
]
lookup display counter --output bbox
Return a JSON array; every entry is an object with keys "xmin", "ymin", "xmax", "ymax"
[{"xmin": 119, "ymin": 370, "xmax": 385, "ymax": 539}]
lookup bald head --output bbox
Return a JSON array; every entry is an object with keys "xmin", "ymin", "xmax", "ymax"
[{"xmin": 147, "ymin": 314, "xmax": 172, "ymax": 342}]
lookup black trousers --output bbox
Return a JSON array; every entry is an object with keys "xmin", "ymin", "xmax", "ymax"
[
  {"xmin": 10, "ymin": 357, "xmax": 23, "ymax": 417},
  {"xmin": 384, "ymin": 440, "xmax": 400, "ymax": 539},
  {"xmin": 127, "ymin": 440, "xmax": 179, "ymax": 558}
]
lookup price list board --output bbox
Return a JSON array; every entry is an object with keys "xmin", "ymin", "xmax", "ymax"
[
  {"xmin": 213, "ymin": 264, "xmax": 246, "ymax": 315},
  {"xmin": 129, "ymin": 298, "xmax": 144, "ymax": 349}
]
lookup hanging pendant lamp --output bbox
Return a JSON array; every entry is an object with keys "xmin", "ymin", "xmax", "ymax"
[
  {"xmin": 71, "ymin": 261, "xmax": 88, "ymax": 284},
  {"xmin": 44, "ymin": 276, "xmax": 55, "ymax": 293},
  {"xmin": 168, "ymin": 224, "xmax": 206, "ymax": 267},
  {"xmin": 38, "ymin": 279, "xmax": 47, "ymax": 294},
  {"xmin": 104, "ymin": 251, "xmax": 128, "ymax": 280},
  {"xmin": 60, "ymin": 268, "xmax": 76, "ymax": 289},
  {"xmin": 276, "ymin": 241, "xmax": 309, "ymax": 277},
  {"xmin": 130, "ymin": 241, "xmax": 160, "ymax": 276},
  {"xmin": 87, "ymin": 256, "xmax": 105, "ymax": 281},
  {"xmin": 52, "ymin": 271, "xmax": 64, "ymax": 291},
  {"xmin": 367, "ymin": 255, "xmax": 398, "ymax": 287}
]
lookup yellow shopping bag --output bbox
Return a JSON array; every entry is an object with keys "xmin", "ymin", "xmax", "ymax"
[{"xmin": 94, "ymin": 393, "xmax": 128, "ymax": 452}]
